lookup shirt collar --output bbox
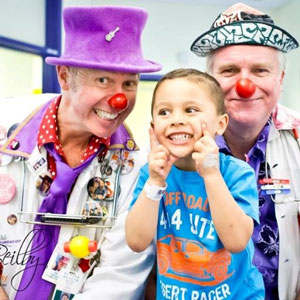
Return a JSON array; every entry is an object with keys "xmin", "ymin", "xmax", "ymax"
[
  {"xmin": 37, "ymin": 96, "xmax": 62, "ymax": 152},
  {"xmin": 272, "ymin": 104, "xmax": 300, "ymax": 130},
  {"xmin": 216, "ymin": 118, "xmax": 271, "ymax": 160}
]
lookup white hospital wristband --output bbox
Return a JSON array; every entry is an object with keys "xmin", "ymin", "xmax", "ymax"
[{"xmin": 144, "ymin": 182, "xmax": 167, "ymax": 201}]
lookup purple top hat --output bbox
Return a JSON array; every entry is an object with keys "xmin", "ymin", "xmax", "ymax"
[{"xmin": 46, "ymin": 6, "xmax": 162, "ymax": 73}]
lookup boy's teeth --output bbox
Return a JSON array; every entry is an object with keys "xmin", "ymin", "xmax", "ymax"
[
  {"xmin": 170, "ymin": 134, "xmax": 191, "ymax": 141},
  {"xmin": 95, "ymin": 109, "xmax": 118, "ymax": 120}
]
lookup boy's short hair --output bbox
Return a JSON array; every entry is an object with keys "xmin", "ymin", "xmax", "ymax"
[{"xmin": 151, "ymin": 68, "xmax": 225, "ymax": 115}]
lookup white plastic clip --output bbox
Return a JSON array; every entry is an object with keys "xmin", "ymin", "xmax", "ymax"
[{"xmin": 105, "ymin": 27, "xmax": 120, "ymax": 42}]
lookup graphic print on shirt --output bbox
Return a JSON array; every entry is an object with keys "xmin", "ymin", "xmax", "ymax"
[
  {"xmin": 158, "ymin": 184, "xmax": 234, "ymax": 288},
  {"xmin": 143, "ymin": 156, "xmax": 264, "ymax": 299},
  {"xmin": 157, "ymin": 234, "xmax": 233, "ymax": 286}
]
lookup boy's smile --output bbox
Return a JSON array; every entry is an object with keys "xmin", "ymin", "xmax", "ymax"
[{"xmin": 168, "ymin": 132, "xmax": 193, "ymax": 142}]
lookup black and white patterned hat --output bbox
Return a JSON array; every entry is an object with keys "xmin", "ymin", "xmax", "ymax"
[{"xmin": 190, "ymin": 10, "xmax": 298, "ymax": 57}]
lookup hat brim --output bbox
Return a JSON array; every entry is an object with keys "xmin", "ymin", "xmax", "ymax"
[
  {"xmin": 191, "ymin": 21, "xmax": 299, "ymax": 57},
  {"xmin": 45, "ymin": 57, "xmax": 162, "ymax": 73}
]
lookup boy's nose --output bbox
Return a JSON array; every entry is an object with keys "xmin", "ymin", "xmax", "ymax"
[{"xmin": 170, "ymin": 114, "xmax": 185, "ymax": 126}]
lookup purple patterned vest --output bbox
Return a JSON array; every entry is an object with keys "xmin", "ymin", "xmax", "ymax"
[{"xmin": 216, "ymin": 119, "xmax": 279, "ymax": 300}]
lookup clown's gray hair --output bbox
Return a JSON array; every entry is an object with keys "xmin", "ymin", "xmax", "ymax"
[{"xmin": 206, "ymin": 48, "xmax": 287, "ymax": 75}]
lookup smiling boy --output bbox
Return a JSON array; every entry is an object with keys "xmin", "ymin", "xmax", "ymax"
[{"xmin": 126, "ymin": 68, "xmax": 264, "ymax": 299}]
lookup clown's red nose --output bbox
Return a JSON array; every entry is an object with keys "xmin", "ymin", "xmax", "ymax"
[
  {"xmin": 235, "ymin": 78, "xmax": 256, "ymax": 98},
  {"xmin": 108, "ymin": 93, "xmax": 128, "ymax": 110}
]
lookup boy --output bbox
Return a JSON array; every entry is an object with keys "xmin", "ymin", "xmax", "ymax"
[{"xmin": 126, "ymin": 68, "xmax": 264, "ymax": 299}]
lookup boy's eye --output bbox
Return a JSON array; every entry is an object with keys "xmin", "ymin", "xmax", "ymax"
[
  {"xmin": 185, "ymin": 107, "xmax": 198, "ymax": 113},
  {"xmin": 158, "ymin": 109, "xmax": 170, "ymax": 116}
]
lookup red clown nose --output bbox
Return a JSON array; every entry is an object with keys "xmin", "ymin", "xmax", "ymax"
[
  {"xmin": 235, "ymin": 78, "xmax": 256, "ymax": 98},
  {"xmin": 108, "ymin": 93, "xmax": 128, "ymax": 110}
]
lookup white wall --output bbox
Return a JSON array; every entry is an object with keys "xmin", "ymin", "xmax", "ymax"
[
  {"xmin": 272, "ymin": 0, "xmax": 300, "ymax": 110},
  {"xmin": 0, "ymin": 0, "xmax": 45, "ymax": 46},
  {"xmin": 0, "ymin": 0, "xmax": 46, "ymax": 98},
  {"xmin": 0, "ymin": 48, "xmax": 43, "ymax": 97},
  {"xmin": 62, "ymin": 0, "xmax": 300, "ymax": 112}
]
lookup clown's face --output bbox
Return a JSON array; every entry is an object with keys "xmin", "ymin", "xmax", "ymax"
[
  {"xmin": 209, "ymin": 45, "xmax": 284, "ymax": 131},
  {"xmin": 58, "ymin": 66, "xmax": 139, "ymax": 139}
]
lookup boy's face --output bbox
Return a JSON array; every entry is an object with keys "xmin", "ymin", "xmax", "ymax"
[{"xmin": 152, "ymin": 78, "xmax": 227, "ymax": 159}]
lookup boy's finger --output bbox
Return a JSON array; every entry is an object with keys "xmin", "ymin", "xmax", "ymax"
[
  {"xmin": 149, "ymin": 127, "xmax": 160, "ymax": 150},
  {"xmin": 165, "ymin": 154, "xmax": 177, "ymax": 174},
  {"xmin": 168, "ymin": 154, "xmax": 178, "ymax": 165},
  {"xmin": 202, "ymin": 122, "xmax": 211, "ymax": 137}
]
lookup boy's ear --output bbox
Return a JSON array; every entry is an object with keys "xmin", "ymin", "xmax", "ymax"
[
  {"xmin": 216, "ymin": 113, "xmax": 229, "ymax": 135},
  {"xmin": 150, "ymin": 121, "xmax": 154, "ymax": 129}
]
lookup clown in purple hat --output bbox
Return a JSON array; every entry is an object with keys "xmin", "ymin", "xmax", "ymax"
[
  {"xmin": 191, "ymin": 3, "xmax": 300, "ymax": 300},
  {"xmin": 0, "ymin": 5, "xmax": 161, "ymax": 300}
]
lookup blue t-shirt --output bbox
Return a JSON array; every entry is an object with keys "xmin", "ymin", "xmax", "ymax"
[{"xmin": 132, "ymin": 153, "xmax": 265, "ymax": 300}]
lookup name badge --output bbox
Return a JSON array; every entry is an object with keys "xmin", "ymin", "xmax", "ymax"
[{"xmin": 259, "ymin": 178, "xmax": 291, "ymax": 195}]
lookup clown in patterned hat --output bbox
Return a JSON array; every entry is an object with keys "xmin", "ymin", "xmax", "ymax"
[{"xmin": 191, "ymin": 3, "xmax": 300, "ymax": 300}]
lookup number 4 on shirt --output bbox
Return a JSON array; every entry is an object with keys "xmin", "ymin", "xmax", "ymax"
[{"xmin": 160, "ymin": 209, "xmax": 183, "ymax": 230}]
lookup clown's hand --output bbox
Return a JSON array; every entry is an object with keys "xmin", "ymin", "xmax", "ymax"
[
  {"xmin": 222, "ymin": 2, "xmax": 264, "ymax": 16},
  {"xmin": 214, "ymin": 3, "xmax": 266, "ymax": 29},
  {"xmin": 192, "ymin": 123, "xmax": 219, "ymax": 177}
]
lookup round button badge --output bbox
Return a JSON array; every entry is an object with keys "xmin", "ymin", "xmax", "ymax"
[
  {"xmin": 7, "ymin": 214, "xmax": 17, "ymax": 225},
  {"xmin": 0, "ymin": 173, "xmax": 16, "ymax": 204}
]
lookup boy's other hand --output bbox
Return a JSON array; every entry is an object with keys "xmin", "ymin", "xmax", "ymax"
[
  {"xmin": 192, "ymin": 123, "xmax": 219, "ymax": 177},
  {"xmin": 148, "ymin": 127, "xmax": 176, "ymax": 186}
]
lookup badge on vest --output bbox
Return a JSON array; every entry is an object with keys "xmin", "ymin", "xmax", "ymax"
[
  {"xmin": 0, "ymin": 173, "xmax": 16, "ymax": 204},
  {"xmin": 259, "ymin": 178, "xmax": 291, "ymax": 195},
  {"xmin": 44, "ymin": 237, "xmax": 100, "ymax": 298}
]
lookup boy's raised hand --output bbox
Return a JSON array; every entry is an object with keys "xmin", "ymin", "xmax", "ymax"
[
  {"xmin": 148, "ymin": 127, "xmax": 177, "ymax": 186},
  {"xmin": 192, "ymin": 123, "xmax": 219, "ymax": 177}
]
